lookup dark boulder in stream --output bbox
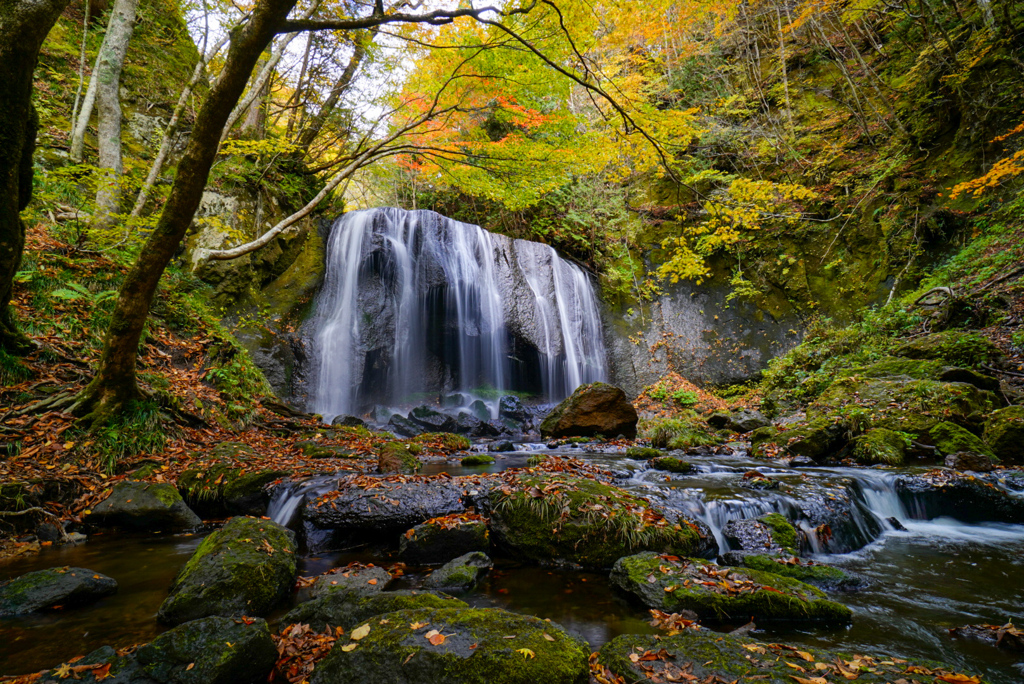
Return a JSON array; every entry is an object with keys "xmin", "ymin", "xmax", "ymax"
[
  {"xmin": 539, "ymin": 382, "xmax": 638, "ymax": 440},
  {"xmin": 423, "ymin": 551, "xmax": 492, "ymax": 592},
  {"xmin": 895, "ymin": 470, "xmax": 1024, "ymax": 523},
  {"xmin": 157, "ymin": 516, "xmax": 297, "ymax": 625},
  {"xmin": 84, "ymin": 482, "xmax": 201, "ymax": 532},
  {"xmin": 137, "ymin": 616, "xmax": 277, "ymax": 684},
  {"xmin": 0, "ymin": 566, "xmax": 117, "ymax": 615},
  {"xmin": 309, "ymin": 606, "xmax": 590, "ymax": 684},
  {"xmin": 400, "ymin": 515, "xmax": 490, "ymax": 564},
  {"xmin": 610, "ymin": 552, "xmax": 851, "ymax": 625},
  {"xmin": 312, "ymin": 564, "xmax": 392, "ymax": 598},
  {"xmin": 284, "ymin": 589, "xmax": 467, "ymax": 632},
  {"xmin": 598, "ymin": 630, "xmax": 985, "ymax": 684}
]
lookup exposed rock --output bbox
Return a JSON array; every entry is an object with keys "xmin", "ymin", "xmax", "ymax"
[
  {"xmin": 377, "ymin": 441, "xmax": 421, "ymax": 474},
  {"xmin": 708, "ymin": 409, "xmax": 770, "ymax": 433},
  {"xmin": 309, "ymin": 607, "xmax": 590, "ymax": 684},
  {"xmin": 949, "ymin": 623, "xmax": 1024, "ymax": 654},
  {"xmin": 85, "ymin": 482, "xmax": 201, "ymax": 532},
  {"xmin": 388, "ymin": 414, "xmax": 424, "ymax": 437},
  {"xmin": 137, "ymin": 616, "xmax": 277, "ymax": 684},
  {"xmin": 47, "ymin": 645, "xmax": 156, "ymax": 684},
  {"xmin": 488, "ymin": 474, "xmax": 710, "ymax": 569},
  {"xmin": 625, "ymin": 446, "xmax": 662, "ymax": 459},
  {"xmin": 778, "ymin": 419, "xmax": 845, "ymax": 460},
  {"xmin": 424, "ymin": 552, "xmax": 492, "ymax": 592},
  {"xmin": 157, "ymin": 516, "xmax": 297, "ymax": 625},
  {"xmin": 283, "ymin": 589, "xmax": 468, "ymax": 633},
  {"xmin": 312, "ymin": 565, "xmax": 392, "ymax": 598},
  {"xmin": 0, "ymin": 567, "xmax": 117, "ymax": 616},
  {"xmin": 648, "ymin": 456, "xmax": 694, "ymax": 474},
  {"xmin": 723, "ymin": 513, "xmax": 797, "ymax": 555},
  {"xmin": 894, "ymin": 331, "xmax": 1003, "ymax": 367},
  {"xmin": 487, "ymin": 440, "xmax": 515, "ymax": 453},
  {"xmin": 331, "ymin": 415, "xmax": 366, "ymax": 428},
  {"xmin": 461, "ymin": 454, "xmax": 496, "ymax": 465},
  {"xmin": 851, "ymin": 428, "xmax": 907, "ymax": 466},
  {"xmin": 498, "ymin": 395, "xmax": 530, "ymax": 424},
  {"xmin": 944, "ymin": 451, "xmax": 995, "ymax": 472},
  {"xmin": 178, "ymin": 467, "xmax": 287, "ymax": 517},
  {"xmin": 938, "ymin": 367, "xmax": 1001, "ymax": 392},
  {"xmin": 540, "ymin": 382, "xmax": 638, "ymax": 440},
  {"xmin": 409, "ymin": 405, "xmax": 458, "ymax": 433},
  {"xmin": 927, "ymin": 421, "xmax": 995, "ymax": 458},
  {"xmin": 983, "ymin": 406, "xmax": 1024, "ymax": 464},
  {"xmin": 610, "ymin": 552, "xmax": 851, "ymax": 624},
  {"xmin": 728, "ymin": 554, "xmax": 851, "ymax": 590},
  {"xmin": 467, "ymin": 400, "xmax": 491, "ymax": 421},
  {"xmin": 304, "ymin": 478, "xmax": 467, "ymax": 539},
  {"xmin": 895, "ymin": 470, "xmax": 1024, "ymax": 524},
  {"xmin": 400, "ymin": 517, "xmax": 490, "ymax": 564},
  {"xmin": 598, "ymin": 630, "xmax": 980, "ymax": 684}
]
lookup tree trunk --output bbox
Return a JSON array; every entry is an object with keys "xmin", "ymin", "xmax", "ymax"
[
  {"xmin": 295, "ymin": 34, "xmax": 369, "ymax": 151},
  {"xmin": 72, "ymin": 0, "xmax": 299, "ymax": 423},
  {"xmin": 91, "ymin": 0, "xmax": 140, "ymax": 234},
  {"xmin": 0, "ymin": 0, "xmax": 71, "ymax": 353}
]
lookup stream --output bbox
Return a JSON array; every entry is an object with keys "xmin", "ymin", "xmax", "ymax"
[{"xmin": 3, "ymin": 446, "xmax": 1023, "ymax": 681}]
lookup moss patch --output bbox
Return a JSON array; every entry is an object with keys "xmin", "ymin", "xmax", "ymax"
[
  {"xmin": 738, "ymin": 555, "xmax": 848, "ymax": 586},
  {"xmin": 928, "ymin": 421, "xmax": 995, "ymax": 458},
  {"xmin": 461, "ymin": 454, "xmax": 495, "ymax": 466},
  {"xmin": 758, "ymin": 513, "xmax": 798, "ymax": 553},
  {"xmin": 852, "ymin": 428, "xmax": 909, "ymax": 466}
]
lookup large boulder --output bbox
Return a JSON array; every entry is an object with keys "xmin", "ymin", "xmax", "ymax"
[
  {"xmin": 388, "ymin": 414, "xmax": 424, "ymax": 438},
  {"xmin": 895, "ymin": 470, "xmax": 1024, "ymax": 524},
  {"xmin": 409, "ymin": 405, "xmax": 458, "ymax": 433},
  {"xmin": 729, "ymin": 554, "xmax": 850, "ymax": 590},
  {"xmin": 851, "ymin": 428, "xmax": 908, "ymax": 466},
  {"xmin": 0, "ymin": 567, "xmax": 117, "ymax": 616},
  {"xmin": 284, "ymin": 589, "xmax": 467, "ymax": 632},
  {"xmin": 983, "ymin": 406, "xmax": 1024, "ymax": 464},
  {"xmin": 610, "ymin": 552, "xmax": 851, "ymax": 625},
  {"xmin": 309, "ymin": 607, "xmax": 590, "ymax": 684},
  {"xmin": 894, "ymin": 331, "xmax": 1003, "ymax": 367},
  {"xmin": 488, "ymin": 474, "xmax": 712, "ymax": 569},
  {"xmin": 722, "ymin": 513, "xmax": 797, "ymax": 555},
  {"xmin": 85, "ymin": 482, "xmax": 201, "ymax": 532},
  {"xmin": 399, "ymin": 514, "xmax": 490, "ymax": 564},
  {"xmin": 707, "ymin": 409, "xmax": 770, "ymax": 433},
  {"xmin": 157, "ymin": 516, "xmax": 297, "ymax": 625},
  {"xmin": 303, "ymin": 477, "xmax": 468, "ymax": 541},
  {"xmin": 312, "ymin": 564, "xmax": 392, "ymax": 598},
  {"xmin": 377, "ymin": 441, "xmax": 421, "ymax": 474},
  {"xmin": 598, "ymin": 630, "xmax": 983, "ymax": 684},
  {"xmin": 177, "ymin": 466, "xmax": 287, "ymax": 517},
  {"xmin": 498, "ymin": 395, "xmax": 530, "ymax": 425},
  {"xmin": 539, "ymin": 382, "xmax": 638, "ymax": 439},
  {"xmin": 423, "ymin": 552, "xmax": 492, "ymax": 592},
  {"xmin": 927, "ymin": 421, "xmax": 995, "ymax": 458},
  {"xmin": 137, "ymin": 616, "xmax": 277, "ymax": 684},
  {"xmin": 776, "ymin": 419, "xmax": 845, "ymax": 461}
]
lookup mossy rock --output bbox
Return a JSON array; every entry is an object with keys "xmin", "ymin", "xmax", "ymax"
[
  {"xmin": 838, "ymin": 356, "xmax": 947, "ymax": 381},
  {"xmin": 758, "ymin": 513, "xmax": 798, "ymax": 552},
  {"xmin": 488, "ymin": 474, "xmax": 711, "ymax": 569},
  {"xmin": 85, "ymin": 481, "xmax": 201, "ymax": 532},
  {"xmin": 46, "ymin": 645, "xmax": 152, "ymax": 684},
  {"xmin": 178, "ymin": 466, "xmax": 287, "ymax": 517},
  {"xmin": 809, "ymin": 378, "xmax": 999, "ymax": 437},
  {"xmin": 312, "ymin": 565, "xmax": 392, "ymax": 598},
  {"xmin": 461, "ymin": 454, "xmax": 495, "ymax": 466},
  {"xmin": 626, "ymin": 446, "xmax": 662, "ymax": 459},
  {"xmin": 928, "ymin": 421, "xmax": 995, "ymax": 459},
  {"xmin": 0, "ymin": 567, "xmax": 117, "ymax": 616},
  {"xmin": 157, "ymin": 516, "xmax": 297, "ymax": 625},
  {"xmin": 284, "ymin": 590, "xmax": 468, "ymax": 633},
  {"xmin": 750, "ymin": 426, "xmax": 780, "ymax": 457},
  {"xmin": 539, "ymin": 382, "xmax": 638, "ymax": 440},
  {"xmin": 296, "ymin": 440, "xmax": 358, "ymax": 459},
  {"xmin": 722, "ymin": 514, "xmax": 797, "ymax": 555},
  {"xmin": 415, "ymin": 433, "xmax": 473, "ymax": 451},
  {"xmin": 424, "ymin": 552, "xmax": 492, "ymax": 592},
  {"xmin": 852, "ymin": 428, "xmax": 908, "ymax": 466},
  {"xmin": 598, "ymin": 630, "xmax": 985, "ymax": 684},
  {"xmin": 895, "ymin": 331, "xmax": 1002, "ymax": 368},
  {"xmin": 648, "ymin": 456, "xmax": 694, "ymax": 474},
  {"xmin": 983, "ymin": 406, "xmax": 1024, "ymax": 464},
  {"xmin": 309, "ymin": 607, "xmax": 590, "ymax": 684},
  {"xmin": 526, "ymin": 454, "xmax": 547, "ymax": 467},
  {"xmin": 136, "ymin": 616, "xmax": 276, "ymax": 684},
  {"xmin": 777, "ymin": 419, "xmax": 845, "ymax": 461},
  {"xmin": 378, "ymin": 441, "xmax": 421, "ymax": 474},
  {"xmin": 610, "ymin": 552, "xmax": 851, "ymax": 625},
  {"xmin": 737, "ymin": 555, "xmax": 849, "ymax": 588},
  {"xmin": 400, "ymin": 518, "xmax": 490, "ymax": 564}
]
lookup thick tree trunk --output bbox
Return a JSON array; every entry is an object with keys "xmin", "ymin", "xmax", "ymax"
[
  {"xmin": 91, "ymin": 0, "xmax": 139, "ymax": 234},
  {"xmin": 0, "ymin": 0, "xmax": 71, "ymax": 353},
  {"xmin": 72, "ymin": 0, "xmax": 299, "ymax": 423}
]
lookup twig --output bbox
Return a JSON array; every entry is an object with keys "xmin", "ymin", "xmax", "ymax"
[
  {"xmin": 0, "ymin": 508, "xmax": 72, "ymax": 542},
  {"xmin": 983, "ymin": 364, "xmax": 1024, "ymax": 379}
]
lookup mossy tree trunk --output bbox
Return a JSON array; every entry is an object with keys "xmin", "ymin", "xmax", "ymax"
[
  {"xmin": 0, "ymin": 0, "xmax": 71, "ymax": 354},
  {"xmin": 71, "ymin": 0, "xmax": 300, "ymax": 424}
]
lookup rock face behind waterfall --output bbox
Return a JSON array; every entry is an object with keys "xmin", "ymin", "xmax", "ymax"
[{"xmin": 539, "ymin": 382, "xmax": 638, "ymax": 439}]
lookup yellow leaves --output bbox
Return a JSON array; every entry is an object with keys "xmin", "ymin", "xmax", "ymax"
[
  {"xmin": 516, "ymin": 648, "xmax": 536, "ymax": 659},
  {"xmin": 790, "ymin": 677, "xmax": 828, "ymax": 684},
  {"xmin": 340, "ymin": 643, "xmax": 358, "ymax": 652},
  {"xmin": 350, "ymin": 624, "xmax": 371, "ymax": 641}
]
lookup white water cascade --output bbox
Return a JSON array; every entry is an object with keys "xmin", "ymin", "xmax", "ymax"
[{"xmin": 310, "ymin": 208, "xmax": 607, "ymax": 420}]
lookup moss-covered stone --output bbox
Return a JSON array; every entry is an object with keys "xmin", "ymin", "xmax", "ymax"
[
  {"xmin": 461, "ymin": 454, "xmax": 495, "ymax": 466},
  {"xmin": 310, "ymin": 607, "xmax": 590, "ymax": 684},
  {"xmin": 758, "ymin": 513, "xmax": 798, "ymax": 552},
  {"xmin": 0, "ymin": 567, "xmax": 117, "ymax": 616},
  {"xmin": 983, "ymin": 406, "xmax": 1024, "ymax": 464},
  {"xmin": 157, "ymin": 516, "xmax": 297, "ymax": 625},
  {"xmin": 415, "ymin": 433, "xmax": 473, "ymax": 451},
  {"xmin": 137, "ymin": 616, "xmax": 276, "ymax": 684},
  {"xmin": 296, "ymin": 440, "xmax": 358, "ymax": 459},
  {"xmin": 540, "ymin": 382, "xmax": 638, "ymax": 440},
  {"xmin": 488, "ymin": 474, "xmax": 711, "ymax": 569},
  {"xmin": 610, "ymin": 552, "xmax": 851, "ymax": 625},
  {"xmin": 838, "ymin": 356, "xmax": 948, "ymax": 381},
  {"xmin": 750, "ymin": 426, "xmax": 780, "ymax": 457},
  {"xmin": 777, "ymin": 419, "xmax": 845, "ymax": 460},
  {"xmin": 737, "ymin": 554, "xmax": 848, "ymax": 587},
  {"xmin": 895, "ymin": 331, "xmax": 1002, "ymax": 368},
  {"xmin": 626, "ymin": 447, "xmax": 663, "ymax": 459},
  {"xmin": 928, "ymin": 421, "xmax": 995, "ymax": 458},
  {"xmin": 648, "ymin": 456, "xmax": 694, "ymax": 474},
  {"xmin": 424, "ymin": 552, "xmax": 492, "ymax": 592},
  {"xmin": 852, "ymin": 428, "xmax": 908, "ymax": 465},
  {"xmin": 598, "ymin": 630, "xmax": 984, "ymax": 684},
  {"xmin": 312, "ymin": 565, "xmax": 392, "ymax": 599},
  {"xmin": 400, "ymin": 517, "xmax": 490, "ymax": 564},
  {"xmin": 378, "ymin": 441, "xmax": 421, "ymax": 474},
  {"xmin": 85, "ymin": 481, "xmax": 201, "ymax": 532},
  {"xmin": 178, "ymin": 466, "xmax": 287, "ymax": 517},
  {"xmin": 284, "ymin": 590, "xmax": 468, "ymax": 632}
]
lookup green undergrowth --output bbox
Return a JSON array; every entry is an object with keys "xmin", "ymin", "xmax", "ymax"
[{"xmin": 639, "ymin": 413, "xmax": 720, "ymax": 450}]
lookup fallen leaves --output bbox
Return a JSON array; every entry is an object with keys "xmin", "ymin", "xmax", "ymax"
[{"xmin": 350, "ymin": 624, "xmax": 371, "ymax": 641}]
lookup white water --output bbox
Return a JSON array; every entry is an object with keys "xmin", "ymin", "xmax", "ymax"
[{"xmin": 310, "ymin": 208, "xmax": 607, "ymax": 421}]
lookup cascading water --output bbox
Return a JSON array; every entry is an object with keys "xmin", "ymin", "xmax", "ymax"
[{"xmin": 310, "ymin": 208, "xmax": 607, "ymax": 421}]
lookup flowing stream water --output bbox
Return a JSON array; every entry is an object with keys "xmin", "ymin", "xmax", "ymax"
[
  {"xmin": 3, "ymin": 449, "xmax": 1024, "ymax": 681},
  {"xmin": 309, "ymin": 208, "xmax": 607, "ymax": 421}
]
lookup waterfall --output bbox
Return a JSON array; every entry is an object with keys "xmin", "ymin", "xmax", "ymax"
[{"xmin": 310, "ymin": 208, "xmax": 607, "ymax": 421}]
